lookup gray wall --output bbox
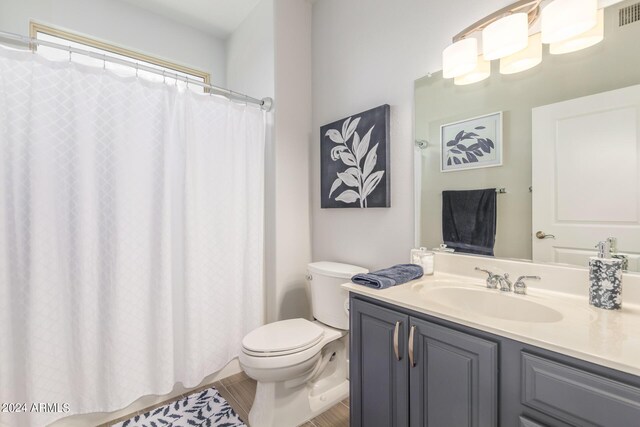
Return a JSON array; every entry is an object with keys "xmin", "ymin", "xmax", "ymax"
[
  {"xmin": 311, "ymin": 0, "xmax": 516, "ymax": 271},
  {"xmin": 416, "ymin": 1, "xmax": 640, "ymax": 260}
]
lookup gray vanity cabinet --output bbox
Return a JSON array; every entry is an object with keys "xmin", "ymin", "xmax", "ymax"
[
  {"xmin": 350, "ymin": 294, "xmax": 640, "ymax": 427},
  {"xmin": 350, "ymin": 298, "xmax": 409, "ymax": 427},
  {"xmin": 350, "ymin": 298, "xmax": 497, "ymax": 427},
  {"xmin": 408, "ymin": 317, "xmax": 498, "ymax": 427}
]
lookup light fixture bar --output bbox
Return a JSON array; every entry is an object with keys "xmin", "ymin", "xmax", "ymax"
[{"xmin": 453, "ymin": 0, "xmax": 542, "ymax": 42}]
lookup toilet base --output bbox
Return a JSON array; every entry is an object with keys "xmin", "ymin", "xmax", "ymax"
[
  {"xmin": 248, "ymin": 378, "xmax": 348, "ymax": 427},
  {"xmin": 246, "ymin": 336, "xmax": 349, "ymax": 427}
]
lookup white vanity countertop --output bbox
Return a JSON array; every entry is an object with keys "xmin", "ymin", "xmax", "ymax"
[{"xmin": 343, "ymin": 272, "xmax": 640, "ymax": 377}]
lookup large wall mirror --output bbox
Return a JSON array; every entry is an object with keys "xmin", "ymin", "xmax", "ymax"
[{"xmin": 415, "ymin": 0, "xmax": 640, "ymax": 272}]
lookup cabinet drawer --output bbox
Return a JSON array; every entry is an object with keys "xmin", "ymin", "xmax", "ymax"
[{"xmin": 522, "ymin": 353, "xmax": 640, "ymax": 427}]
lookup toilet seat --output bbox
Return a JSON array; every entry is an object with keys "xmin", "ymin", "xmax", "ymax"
[
  {"xmin": 242, "ymin": 318, "xmax": 325, "ymax": 357},
  {"xmin": 239, "ymin": 320, "xmax": 345, "ymax": 371}
]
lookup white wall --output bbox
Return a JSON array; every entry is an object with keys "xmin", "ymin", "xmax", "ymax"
[
  {"xmin": 226, "ymin": 0, "xmax": 278, "ymax": 323},
  {"xmin": 0, "ymin": 0, "xmax": 227, "ymax": 85},
  {"xmin": 311, "ymin": 0, "xmax": 514, "ymax": 270},
  {"xmin": 227, "ymin": 0, "xmax": 312, "ymax": 323},
  {"xmin": 270, "ymin": 0, "xmax": 313, "ymax": 321},
  {"xmin": 226, "ymin": 0, "xmax": 274, "ymax": 97}
]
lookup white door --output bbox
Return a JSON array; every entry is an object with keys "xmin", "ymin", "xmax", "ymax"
[{"xmin": 532, "ymin": 84, "xmax": 640, "ymax": 270}]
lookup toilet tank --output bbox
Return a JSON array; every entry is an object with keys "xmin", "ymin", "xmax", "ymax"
[{"xmin": 307, "ymin": 262, "xmax": 368, "ymax": 330}]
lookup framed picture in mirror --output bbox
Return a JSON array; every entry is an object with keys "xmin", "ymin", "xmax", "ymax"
[{"xmin": 440, "ymin": 111, "xmax": 502, "ymax": 172}]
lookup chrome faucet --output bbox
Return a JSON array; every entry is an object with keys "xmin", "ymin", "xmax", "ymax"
[
  {"xmin": 475, "ymin": 267, "xmax": 500, "ymax": 289},
  {"xmin": 476, "ymin": 267, "xmax": 541, "ymax": 295},
  {"xmin": 513, "ymin": 276, "xmax": 541, "ymax": 295},
  {"xmin": 497, "ymin": 273, "xmax": 512, "ymax": 292}
]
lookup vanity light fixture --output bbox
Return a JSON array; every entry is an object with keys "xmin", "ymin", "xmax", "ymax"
[
  {"xmin": 549, "ymin": 8, "xmax": 604, "ymax": 55},
  {"xmin": 442, "ymin": 0, "xmax": 605, "ymax": 84},
  {"xmin": 454, "ymin": 55, "xmax": 491, "ymax": 85},
  {"xmin": 500, "ymin": 33, "xmax": 542, "ymax": 74},
  {"xmin": 442, "ymin": 38, "xmax": 478, "ymax": 78},
  {"xmin": 541, "ymin": 0, "xmax": 598, "ymax": 44},
  {"xmin": 482, "ymin": 13, "xmax": 529, "ymax": 60}
]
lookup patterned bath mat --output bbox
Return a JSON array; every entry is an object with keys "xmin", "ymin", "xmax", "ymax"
[{"xmin": 113, "ymin": 386, "xmax": 246, "ymax": 427}]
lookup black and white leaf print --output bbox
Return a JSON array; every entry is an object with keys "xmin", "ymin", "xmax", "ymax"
[
  {"xmin": 113, "ymin": 386, "xmax": 246, "ymax": 427},
  {"xmin": 325, "ymin": 129, "xmax": 343, "ymax": 144},
  {"xmin": 335, "ymin": 189, "xmax": 360, "ymax": 203},
  {"xmin": 363, "ymin": 143, "xmax": 378, "ymax": 179},
  {"xmin": 356, "ymin": 126, "xmax": 374, "ymax": 162},
  {"xmin": 445, "ymin": 126, "xmax": 495, "ymax": 168},
  {"xmin": 363, "ymin": 171, "xmax": 384, "ymax": 198},
  {"xmin": 337, "ymin": 169, "xmax": 359, "ymax": 188},
  {"xmin": 324, "ymin": 114, "xmax": 385, "ymax": 208}
]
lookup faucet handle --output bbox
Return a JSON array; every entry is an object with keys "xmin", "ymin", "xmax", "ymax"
[
  {"xmin": 513, "ymin": 276, "xmax": 541, "ymax": 295},
  {"xmin": 475, "ymin": 267, "xmax": 493, "ymax": 276},
  {"xmin": 498, "ymin": 273, "xmax": 512, "ymax": 292},
  {"xmin": 475, "ymin": 267, "xmax": 499, "ymax": 289}
]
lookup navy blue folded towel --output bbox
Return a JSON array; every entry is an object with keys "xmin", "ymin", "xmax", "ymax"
[{"xmin": 351, "ymin": 264, "xmax": 424, "ymax": 289}]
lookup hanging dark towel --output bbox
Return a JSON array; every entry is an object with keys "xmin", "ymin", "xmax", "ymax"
[{"xmin": 442, "ymin": 188, "xmax": 497, "ymax": 256}]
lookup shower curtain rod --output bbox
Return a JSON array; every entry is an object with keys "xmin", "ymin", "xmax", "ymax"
[{"xmin": 0, "ymin": 30, "xmax": 273, "ymax": 112}]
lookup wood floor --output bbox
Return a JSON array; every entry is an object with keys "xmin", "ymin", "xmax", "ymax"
[{"xmin": 213, "ymin": 372, "xmax": 350, "ymax": 427}]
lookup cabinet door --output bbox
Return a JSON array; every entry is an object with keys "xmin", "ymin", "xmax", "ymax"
[
  {"xmin": 350, "ymin": 298, "xmax": 409, "ymax": 427},
  {"xmin": 409, "ymin": 317, "xmax": 498, "ymax": 427}
]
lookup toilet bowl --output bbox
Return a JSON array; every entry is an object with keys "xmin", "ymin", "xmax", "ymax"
[{"xmin": 239, "ymin": 262, "xmax": 368, "ymax": 427}]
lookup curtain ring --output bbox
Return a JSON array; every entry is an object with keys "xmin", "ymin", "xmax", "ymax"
[
  {"xmin": 135, "ymin": 63, "xmax": 139, "ymax": 78},
  {"xmin": 185, "ymin": 75, "xmax": 189, "ymax": 88},
  {"xmin": 68, "ymin": 49, "xmax": 72, "ymax": 62},
  {"xmin": 162, "ymin": 70, "xmax": 166, "ymax": 84},
  {"xmin": 103, "ymin": 54, "xmax": 106, "ymax": 70}
]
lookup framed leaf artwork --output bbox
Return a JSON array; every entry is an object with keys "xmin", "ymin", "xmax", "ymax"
[
  {"xmin": 440, "ymin": 111, "xmax": 503, "ymax": 172},
  {"xmin": 320, "ymin": 105, "xmax": 391, "ymax": 208}
]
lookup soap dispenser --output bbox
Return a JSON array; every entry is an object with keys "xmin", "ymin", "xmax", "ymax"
[
  {"xmin": 589, "ymin": 241, "xmax": 623, "ymax": 310},
  {"xmin": 607, "ymin": 237, "xmax": 629, "ymax": 272}
]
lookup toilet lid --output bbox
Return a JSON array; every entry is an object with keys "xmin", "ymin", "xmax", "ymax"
[{"xmin": 242, "ymin": 318, "xmax": 324, "ymax": 355}]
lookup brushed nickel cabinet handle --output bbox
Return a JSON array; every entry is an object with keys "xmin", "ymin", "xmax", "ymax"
[
  {"xmin": 409, "ymin": 325, "xmax": 416, "ymax": 367},
  {"xmin": 393, "ymin": 321, "xmax": 401, "ymax": 361}
]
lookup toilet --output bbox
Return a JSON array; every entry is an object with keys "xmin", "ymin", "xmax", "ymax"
[{"xmin": 239, "ymin": 261, "xmax": 368, "ymax": 427}]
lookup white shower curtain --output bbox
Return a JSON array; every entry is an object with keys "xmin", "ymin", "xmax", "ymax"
[{"xmin": 0, "ymin": 47, "xmax": 265, "ymax": 427}]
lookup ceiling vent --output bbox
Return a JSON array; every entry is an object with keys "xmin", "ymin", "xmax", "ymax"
[{"xmin": 619, "ymin": 2, "xmax": 640, "ymax": 26}]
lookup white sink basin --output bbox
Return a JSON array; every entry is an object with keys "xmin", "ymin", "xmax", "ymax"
[{"xmin": 421, "ymin": 286, "xmax": 563, "ymax": 323}]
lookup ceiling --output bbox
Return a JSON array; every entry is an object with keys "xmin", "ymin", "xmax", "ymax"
[
  {"xmin": 119, "ymin": 0, "xmax": 262, "ymax": 38},
  {"xmin": 122, "ymin": 0, "xmax": 625, "ymax": 40}
]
